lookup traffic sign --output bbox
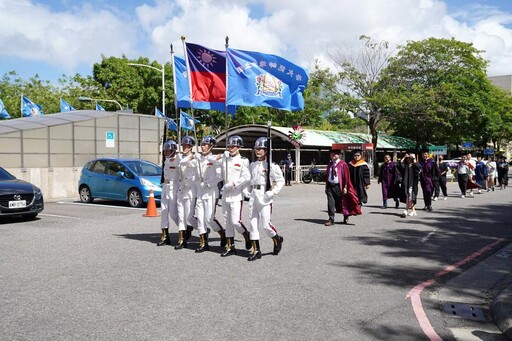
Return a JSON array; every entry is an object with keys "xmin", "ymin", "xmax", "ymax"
[
  {"xmin": 462, "ymin": 142, "xmax": 473, "ymax": 148},
  {"xmin": 106, "ymin": 131, "xmax": 115, "ymax": 148},
  {"xmin": 428, "ymin": 145, "xmax": 447, "ymax": 155}
]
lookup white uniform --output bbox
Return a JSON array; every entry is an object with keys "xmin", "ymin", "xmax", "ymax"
[
  {"xmin": 248, "ymin": 160, "xmax": 285, "ymax": 240},
  {"xmin": 195, "ymin": 153, "xmax": 223, "ymax": 235},
  {"xmin": 160, "ymin": 154, "xmax": 181, "ymax": 229},
  {"xmin": 220, "ymin": 153, "xmax": 250, "ymax": 238},
  {"xmin": 177, "ymin": 154, "xmax": 199, "ymax": 232}
]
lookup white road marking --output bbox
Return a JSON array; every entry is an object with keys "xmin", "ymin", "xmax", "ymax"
[
  {"xmin": 39, "ymin": 213, "xmax": 81, "ymax": 219},
  {"xmin": 56, "ymin": 201, "xmax": 147, "ymax": 211},
  {"xmin": 419, "ymin": 231, "xmax": 435, "ymax": 244}
]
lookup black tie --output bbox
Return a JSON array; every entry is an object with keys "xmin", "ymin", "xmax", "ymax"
[{"xmin": 331, "ymin": 166, "xmax": 336, "ymax": 181}]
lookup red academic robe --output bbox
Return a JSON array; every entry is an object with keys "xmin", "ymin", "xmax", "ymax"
[{"xmin": 325, "ymin": 160, "xmax": 362, "ymax": 216}]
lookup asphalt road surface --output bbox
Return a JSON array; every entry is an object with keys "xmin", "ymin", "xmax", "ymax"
[{"xmin": 1, "ymin": 180, "xmax": 511, "ymax": 340}]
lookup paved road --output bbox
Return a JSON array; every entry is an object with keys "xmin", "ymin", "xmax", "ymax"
[{"xmin": 0, "ymin": 180, "xmax": 511, "ymax": 340}]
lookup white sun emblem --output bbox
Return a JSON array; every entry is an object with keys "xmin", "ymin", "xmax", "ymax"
[{"xmin": 196, "ymin": 49, "xmax": 217, "ymax": 68}]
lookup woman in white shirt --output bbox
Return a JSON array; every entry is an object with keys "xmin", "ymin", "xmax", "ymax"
[{"xmin": 486, "ymin": 156, "xmax": 497, "ymax": 191}]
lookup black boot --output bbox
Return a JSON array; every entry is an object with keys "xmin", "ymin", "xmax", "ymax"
[
  {"xmin": 174, "ymin": 230, "xmax": 187, "ymax": 250},
  {"xmin": 221, "ymin": 237, "xmax": 237, "ymax": 257},
  {"xmin": 185, "ymin": 225, "xmax": 193, "ymax": 240},
  {"xmin": 157, "ymin": 228, "xmax": 171, "ymax": 246},
  {"xmin": 195, "ymin": 233, "xmax": 210, "ymax": 253},
  {"xmin": 272, "ymin": 234, "xmax": 284, "ymax": 255},
  {"xmin": 218, "ymin": 229, "xmax": 227, "ymax": 248},
  {"xmin": 242, "ymin": 231, "xmax": 251, "ymax": 250},
  {"xmin": 248, "ymin": 240, "xmax": 261, "ymax": 261}
]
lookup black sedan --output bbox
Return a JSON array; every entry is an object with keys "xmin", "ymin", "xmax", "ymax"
[{"xmin": 0, "ymin": 167, "xmax": 44, "ymax": 219}]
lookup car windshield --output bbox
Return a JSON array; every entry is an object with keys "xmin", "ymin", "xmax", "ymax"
[
  {"xmin": 0, "ymin": 167, "xmax": 16, "ymax": 181},
  {"xmin": 125, "ymin": 161, "xmax": 161, "ymax": 176}
]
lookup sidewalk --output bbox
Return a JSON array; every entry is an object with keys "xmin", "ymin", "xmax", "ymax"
[{"xmin": 436, "ymin": 242, "xmax": 512, "ymax": 340}]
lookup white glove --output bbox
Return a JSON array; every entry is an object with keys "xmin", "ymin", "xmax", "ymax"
[
  {"xmin": 263, "ymin": 191, "xmax": 274, "ymax": 201},
  {"xmin": 223, "ymin": 183, "xmax": 234, "ymax": 191},
  {"xmin": 201, "ymin": 182, "xmax": 210, "ymax": 190},
  {"xmin": 223, "ymin": 151, "xmax": 230, "ymax": 158}
]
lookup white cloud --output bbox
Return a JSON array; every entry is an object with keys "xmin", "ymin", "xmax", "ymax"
[
  {"xmin": 1, "ymin": 0, "xmax": 512, "ymax": 77},
  {"xmin": 0, "ymin": 0, "xmax": 139, "ymax": 71}
]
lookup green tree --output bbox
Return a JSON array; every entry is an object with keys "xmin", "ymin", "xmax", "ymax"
[
  {"xmin": 329, "ymin": 36, "xmax": 394, "ymax": 172},
  {"xmin": 381, "ymin": 37, "xmax": 492, "ymax": 149}
]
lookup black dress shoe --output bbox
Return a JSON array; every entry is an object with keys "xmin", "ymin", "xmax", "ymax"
[
  {"xmin": 343, "ymin": 216, "xmax": 349, "ymax": 224},
  {"xmin": 248, "ymin": 250, "xmax": 262, "ymax": 261},
  {"xmin": 185, "ymin": 226, "xmax": 193, "ymax": 240},
  {"xmin": 395, "ymin": 201, "xmax": 399, "ymax": 208},
  {"xmin": 157, "ymin": 237, "xmax": 171, "ymax": 246},
  {"xmin": 174, "ymin": 240, "xmax": 187, "ymax": 250},
  {"xmin": 273, "ymin": 236, "xmax": 283, "ymax": 255},
  {"xmin": 195, "ymin": 244, "xmax": 210, "ymax": 253},
  {"xmin": 221, "ymin": 246, "xmax": 237, "ymax": 257}
]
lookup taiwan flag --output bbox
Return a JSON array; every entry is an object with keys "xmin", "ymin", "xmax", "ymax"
[{"xmin": 184, "ymin": 42, "xmax": 226, "ymax": 104}]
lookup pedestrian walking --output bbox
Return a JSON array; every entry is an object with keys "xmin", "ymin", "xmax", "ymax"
[
  {"xmin": 497, "ymin": 156, "xmax": 509, "ymax": 189},
  {"xmin": 348, "ymin": 150, "xmax": 371, "ymax": 206},
  {"xmin": 377, "ymin": 154, "xmax": 400, "ymax": 209},
  {"xmin": 247, "ymin": 137, "xmax": 285, "ymax": 261},
  {"xmin": 419, "ymin": 150, "xmax": 438, "ymax": 211},
  {"xmin": 175, "ymin": 136, "xmax": 199, "ymax": 250},
  {"xmin": 486, "ymin": 156, "xmax": 497, "ymax": 192},
  {"xmin": 474, "ymin": 155, "xmax": 488, "ymax": 192},
  {"xmin": 284, "ymin": 153, "xmax": 293, "ymax": 186},
  {"xmin": 217, "ymin": 135, "xmax": 252, "ymax": 257},
  {"xmin": 324, "ymin": 148, "xmax": 361, "ymax": 225},
  {"xmin": 397, "ymin": 153, "xmax": 422, "ymax": 217},
  {"xmin": 194, "ymin": 135, "xmax": 224, "ymax": 253},
  {"xmin": 434, "ymin": 155, "xmax": 449, "ymax": 200},
  {"xmin": 158, "ymin": 140, "xmax": 181, "ymax": 246}
]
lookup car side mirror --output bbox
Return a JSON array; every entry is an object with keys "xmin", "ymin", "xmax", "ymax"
[{"xmin": 117, "ymin": 171, "xmax": 125, "ymax": 177}]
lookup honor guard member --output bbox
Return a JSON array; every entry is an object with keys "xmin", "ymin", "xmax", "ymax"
[
  {"xmin": 175, "ymin": 136, "xmax": 199, "ymax": 250},
  {"xmin": 158, "ymin": 140, "xmax": 181, "ymax": 246},
  {"xmin": 217, "ymin": 135, "xmax": 251, "ymax": 257},
  {"xmin": 247, "ymin": 137, "xmax": 285, "ymax": 261},
  {"xmin": 194, "ymin": 135, "xmax": 224, "ymax": 253}
]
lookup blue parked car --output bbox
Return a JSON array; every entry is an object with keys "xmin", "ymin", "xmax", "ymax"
[{"xmin": 78, "ymin": 158, "xmax": 162, "ymax": 208}]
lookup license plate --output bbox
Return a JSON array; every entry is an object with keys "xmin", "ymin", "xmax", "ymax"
[{"xmin": 9, "ymin": 200, "xmax": 26, "ymax": 208}]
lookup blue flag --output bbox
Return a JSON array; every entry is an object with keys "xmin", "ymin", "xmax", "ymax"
[
  {"xmin": 180, "ymin": 111, "xmax": 199, "ymax": 131},
  {"xmin": 155, "ymin": 107, "xmax": 165, "ymax": 118},
  {"xmin": 167, "ymin": 118, "xmax": 178, "ymax": 131},
  {"xmin": 60, "ymin": 98, "xmax": 75, "ymax": 112},
  {"xmin": 21, "ymin": 96, "xmax": 43, "ymax": 117},
  {"xmin": 226, "ymin": 48, "xmax": 308, "ymax": 111},
  {"xmin": 96, "ymin": 103, "xmax": 105, "ymax": 111},
  {"xmin": 0, "ymin": 99, "xmax": 11, "ymax": 119},
  {"xmin": 174, "ymin": 55, "xmax": 236, "ymax": 115}
]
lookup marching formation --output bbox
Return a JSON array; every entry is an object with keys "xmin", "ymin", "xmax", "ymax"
[{"xmin": 158, "ymin": 134, "xmax": 284, "ymax": 261}]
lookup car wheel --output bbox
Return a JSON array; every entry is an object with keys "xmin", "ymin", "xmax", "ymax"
[
  {"xmin": 128, "ymin": 189, "xmax": 143, "ymax": 208},
  {"xmin": 79, "ymin": 186, "xmax": 94, "ymax": 203}
]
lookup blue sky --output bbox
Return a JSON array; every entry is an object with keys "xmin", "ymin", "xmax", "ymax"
[{"xmin": 1, "ymin": 0, "xmax": 512, "ymax": 84}]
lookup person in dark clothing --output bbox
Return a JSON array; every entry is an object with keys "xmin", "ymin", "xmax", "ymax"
[
  {"xmin": 397, "ymin": 153, "xmax": 422, "ymax": 217},
  {"xmin": 284, "ymin": 153, "xmax": 293, "ymax": 186},
  {"xmin": 419, "ymin": 150, "xmax": 438, "ymax": 212},
  {"xmin": 348, "ymin": 150, "xmax": 371, "ymax": 205},
  {"xmin": 497, "ymin": 156, "xmax": 509, "ymax": 189},
  {"xmin": 434, "ymin": 155, "xmax": 449, "ymax": 200},
  {"xmin": 377, "ymin": 154, "xmax": 400, "ymax": 209},
  {"xmin": 324, "ymin": 148, "xmax": 361, "ymax": 225}
]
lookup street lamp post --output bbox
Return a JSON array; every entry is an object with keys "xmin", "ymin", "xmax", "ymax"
[
  {"xmin": 127, "ymin": 63, "xmax": 165, "ymax": 116},
  {"xmin": 78, "ymin": 96, "xmax": 123, "ymax": 110}
]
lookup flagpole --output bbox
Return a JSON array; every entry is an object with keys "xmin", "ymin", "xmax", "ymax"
[
  {"xmin": 224, "ymin": 36, "xmax": 230, "ymax": 185},
  {"xmin": 224, "ymin": 36, "xmax": 231, "ymax": 149},
  {"xmin": 181, "ymin": 36, "xmax": 203, "ymax": 181},
  {"xmin": 266, "ymin": 118, "xmax": 271, "ymax": 192},
  {"xmin": 20, "ymin": 94, "xmax": 22, "ymax": 118},
  {"xmin": 170, "ymin": 43, "xmax": 181, "ymax": 151}
]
